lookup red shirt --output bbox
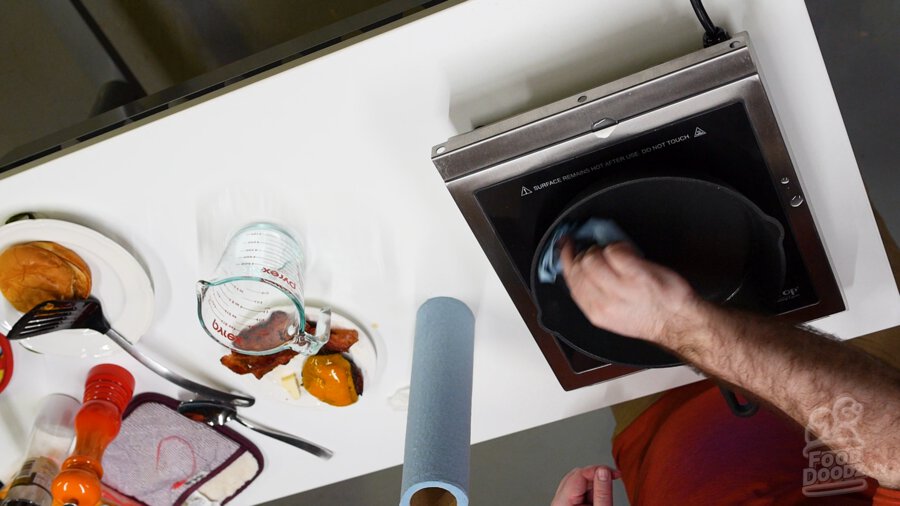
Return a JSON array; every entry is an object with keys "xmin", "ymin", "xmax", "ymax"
[{"xmin": 613, "ymin": 380, "xmax": 899, "ymax": 505}]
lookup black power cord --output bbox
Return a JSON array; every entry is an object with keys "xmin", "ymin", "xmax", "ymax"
[{"xmin": 691, "ymin": 0, "xmax": 730, "ymax": 47}]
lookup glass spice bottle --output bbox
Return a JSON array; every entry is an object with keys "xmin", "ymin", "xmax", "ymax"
[{"xmin": 1, "ymin": 394, "xmax": 80, "ymax": 506}]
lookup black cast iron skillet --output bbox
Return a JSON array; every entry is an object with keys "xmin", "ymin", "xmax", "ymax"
[{"xmin": 530, "ymin": 177, "xmax": 786, "ymax": 415}]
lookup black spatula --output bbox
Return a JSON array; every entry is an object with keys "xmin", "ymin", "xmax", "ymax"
[{"xmin": 9, "ymin": 299, "xmax": 255, "ymax": 407}]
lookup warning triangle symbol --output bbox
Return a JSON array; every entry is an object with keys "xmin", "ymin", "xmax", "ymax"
[
  {"xmin": 694, "ymin": 127, "xmax": 707, "ymax": 138},
  {"xmin": 520, "ymin": 186, "xmax": 533, "ymax": 196}
]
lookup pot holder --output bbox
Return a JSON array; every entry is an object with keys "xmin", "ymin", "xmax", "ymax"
[{"xmin": 101, "ymin": 393, "xmax": 264, "ymax": 506}]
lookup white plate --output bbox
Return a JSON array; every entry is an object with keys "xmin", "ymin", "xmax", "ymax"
[
  {"xmin": 236, "ymin": 303, "xmax": 382, "ymax": 408},
  {"xmin": 0, "ymin": 219, "xmax": 155, "ymax": 358}
]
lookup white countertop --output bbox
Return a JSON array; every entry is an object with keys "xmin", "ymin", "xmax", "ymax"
[{"xmin": 1, "ymin": 0, "xmax": 898, "ymax": 504}]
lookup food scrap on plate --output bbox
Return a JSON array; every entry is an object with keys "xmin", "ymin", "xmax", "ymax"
[
  {"xmin": 218, "ymin": 311, "xmax": 299, "ymax": 379},
  {"xmin": 321, "ymin": 326, "xmax": 359, "ymax": 353},
  {"xmin": 220, "ymin": 348, "xmax": 299, "ymax": 380},
  {"xmin": 220, "ymin": 319, "xmax": 365, "ymax": 406},
  {"xmin": 280, "ymin": 373, "xmax": 302, "ymax": 400},
  {"xmin": 229, "ymin": 310, "xmax": 295, "ymax": 352}
]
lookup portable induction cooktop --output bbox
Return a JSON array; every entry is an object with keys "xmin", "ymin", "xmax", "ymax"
[{"xmin": 431, "ymin": 32, "xmax": 844, "ymax": 390}]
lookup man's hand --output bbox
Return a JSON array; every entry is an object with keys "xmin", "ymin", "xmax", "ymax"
[
  {"xmin": 559, "ymin": 238, "xmax": 900, "ymax": 488},
  {"xmin": 551, "ymin": 466, "xmax": 620, "ymax": 506},
  {"xmin": 559, "ymin": 239, "xmax": 701, "ymax": 344}
]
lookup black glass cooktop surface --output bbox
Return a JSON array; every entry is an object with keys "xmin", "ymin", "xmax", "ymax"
[{"xmin": 475, "ymin": 102, "xmax": 819, "ymax": 325}]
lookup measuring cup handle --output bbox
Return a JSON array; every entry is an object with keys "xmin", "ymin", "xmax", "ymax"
[{"xmin": 314, "ymin": 307, "xmax": 332, "ymax": 342}]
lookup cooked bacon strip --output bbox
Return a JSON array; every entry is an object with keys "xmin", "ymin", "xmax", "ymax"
[
  {"xmin": 232, "ymin": 311, "xmax": 293, "ymax": 352},
  {"xmin": 220, "ymin": 320, "xmax": 360, "ymax": 379},
  {"xmin": 322, "ymin": 327, "xmax": 359, "ymax": 353},
  {"xmin": 220, "ymin": 349, "xmax": 298, "ymax": 379}
]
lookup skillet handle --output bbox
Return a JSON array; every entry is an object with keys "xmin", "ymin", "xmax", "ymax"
[{"xmin": 718, "ymin": 385, "xmax": 758, "ymax": 417}]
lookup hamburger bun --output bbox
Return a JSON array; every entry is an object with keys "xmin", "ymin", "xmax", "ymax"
[{"xmin": 0, "ymin": 241, "xmax": 92, "ymax": 312}]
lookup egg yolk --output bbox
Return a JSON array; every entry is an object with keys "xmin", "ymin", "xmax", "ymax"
[{"xmin": 302, "ymin": 355, "xmax": 359, "ymax": 406}]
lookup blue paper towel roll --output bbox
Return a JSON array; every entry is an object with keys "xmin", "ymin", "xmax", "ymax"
[{"xmin": 400, "ymin": 297, "xmax": 475, "ymax": 506}]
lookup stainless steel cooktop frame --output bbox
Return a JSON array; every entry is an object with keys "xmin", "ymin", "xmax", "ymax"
[{"xmin": 431, "ymin": 32, "xmax": 844, "ymax": 390}]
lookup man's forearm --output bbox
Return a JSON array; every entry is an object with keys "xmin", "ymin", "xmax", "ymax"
[{"xmin": 663, "ymin": 302, "xmax": 900, "ymax": 487}]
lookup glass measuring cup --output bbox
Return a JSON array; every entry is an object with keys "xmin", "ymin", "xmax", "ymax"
[{"xmin": 196, "ymin": 222, "xmax": 330, "ymax": 356}]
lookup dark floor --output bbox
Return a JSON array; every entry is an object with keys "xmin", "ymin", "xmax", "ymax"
[
  {"xmin": 807, "ymin": 0, "xmax": 900, "ymax": 240},
  {"xmin": 264, "ymin": 409, "xmax": 625, "ymax": 506}
]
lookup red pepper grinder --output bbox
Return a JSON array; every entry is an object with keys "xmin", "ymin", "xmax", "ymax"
[{"xmin": 51, "ymin": 364, "xmax": 134, "ymax": 506}]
